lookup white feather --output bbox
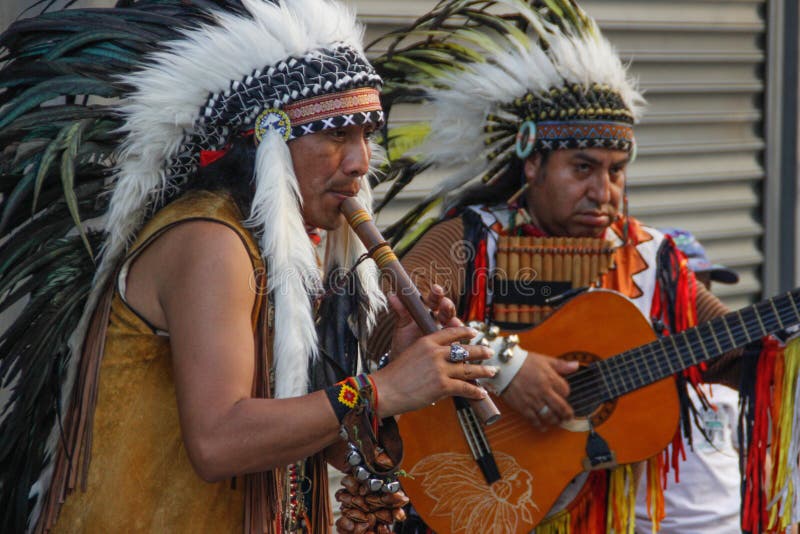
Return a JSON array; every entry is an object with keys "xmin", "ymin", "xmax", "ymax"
[
  {"xmin": 247, "ymin": 130, "xmax": 321, "ymax": 398},
  {"xmin": 403, "ymin": 3, "xmax": 644, "ymax": 192}
]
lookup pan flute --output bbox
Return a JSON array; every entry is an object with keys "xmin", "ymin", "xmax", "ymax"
[{"xmin": 492, "ymin": 236, "xmax": 616, "ymax": 329}]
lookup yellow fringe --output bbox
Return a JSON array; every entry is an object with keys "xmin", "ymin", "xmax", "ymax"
[
  {"xmin": 534, "ymin": 508, "xmax": 570, "ymax": 534},
  {"xmin": 645, "ymin": 455, "xmax": 665, "ymax": 533},
  {"xmin": 768, "ymin": 338, "xmax": 800, "ymax": 531},
  {"xmin": 607, "ymin": 464, "xmax": 636, "ymax": 534}
]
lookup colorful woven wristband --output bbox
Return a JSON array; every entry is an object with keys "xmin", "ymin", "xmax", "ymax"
[{"xmin": 325, "ymin": 377, "xmax": 361, "ymax": 424}]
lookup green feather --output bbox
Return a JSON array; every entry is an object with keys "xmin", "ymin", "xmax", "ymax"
[
  {"xmin": 0, "ymin": 76, "xmax": 116, "ymax": 131},
  {"xmin": 44, "ymin": 30, "xmax": 152, "ymax": 60},
  {"xmin": 32, "ymin": 123, "xmax": 73, "ymax": 213},
  {"xmin": 0, "ymin": 156, "xmax": 41, "ymax": 232},
  {"xmin": 60, "ymin": 120, "xmax": 94, "ymax": 261}
]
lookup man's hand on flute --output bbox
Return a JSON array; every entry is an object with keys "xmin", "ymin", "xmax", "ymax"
[{"xmin": 370, "ymin": 296, "xmax": 496, "ymax": 418}]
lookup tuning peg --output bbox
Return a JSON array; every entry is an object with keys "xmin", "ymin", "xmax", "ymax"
[
  {"xmin": 486, "ymin": 325, "xmax": 501, "ymax": 341},
  {"xmin": 467, "ymin": 320, "xmax": 486, "ymax": 331}
]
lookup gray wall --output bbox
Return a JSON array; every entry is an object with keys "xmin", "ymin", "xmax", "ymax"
[{"xmin": 1, "ymin": 0, "xmax": 109, "ymax": 27}]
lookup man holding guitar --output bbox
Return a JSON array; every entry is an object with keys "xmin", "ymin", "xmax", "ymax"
[{"xmin": 366, "ymin": 0, "xmax": 781, "ymax": 532}]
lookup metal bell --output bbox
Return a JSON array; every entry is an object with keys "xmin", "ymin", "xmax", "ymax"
[
  {"xmin": 354, "ymin": 466, "xmax": 370, "ymax": 481},
  {"xmin": 346, "ymin": 450, "xmax": 362, "ymax": 466},
  {"xmin": 382, "ymin": 480, "xmax": 401, "ymax": 493},
  {"xmin": 368, "ymin": 478, "xmax": 384, "ymax": 492}
]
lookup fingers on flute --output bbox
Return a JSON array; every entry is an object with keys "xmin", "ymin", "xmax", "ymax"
[
  {"xmin": 387, "ymin": 293, "xmax": 413, "ymax": 326},
  {"xmin": 430, "ymin": 325, "xmax": 478, "ymax": 345},
  {"xmin": 448, "ymin": 361, "xmax": 498, "ymax": 380},
  {"xmin": 462, "ymin": 344, "xmax": 494, "ymax": 362},
  {"xmin": 426, "ymin": 284, "xmax": 445, "ymax": 304},
  {"xmin": 454, "ymin": 378, "xmax": 490, "ymax": 400}
]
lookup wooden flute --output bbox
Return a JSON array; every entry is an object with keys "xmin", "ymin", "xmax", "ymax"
[{"xmin": 340, "ymin": 197, "xmax": 501, "ymax": 425}]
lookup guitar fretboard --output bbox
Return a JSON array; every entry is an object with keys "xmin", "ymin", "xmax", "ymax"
[{"xmin": 568, "ymin": 289, "xmax": 800, "ymax": 415}]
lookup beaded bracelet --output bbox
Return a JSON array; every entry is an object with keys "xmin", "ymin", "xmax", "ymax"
[
  {"xmin": 325, "ymin": 373, "xmax": 379, "ymax": 430},
  {"xmin": 325, "ymin": 376, "xmax": 361, "ymax": 424}
]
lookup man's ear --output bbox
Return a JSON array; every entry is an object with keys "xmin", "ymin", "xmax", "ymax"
[{"xmin": 523, "ymin": 153, "xmax": 543, "ymax": 184}]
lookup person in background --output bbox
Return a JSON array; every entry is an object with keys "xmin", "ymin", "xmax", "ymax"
[{"xmin": 635, "ymin": 228, "xmax": 741, "ymax": 534}]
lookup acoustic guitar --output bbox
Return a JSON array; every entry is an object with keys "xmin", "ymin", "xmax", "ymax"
[{"xmin": 397, "ymin": 288, "xmax": 800, "ymax": 533}]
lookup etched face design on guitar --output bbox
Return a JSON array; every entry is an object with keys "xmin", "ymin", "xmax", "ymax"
[
  {"xmin": 288, "ymin": 124, "xmax": 374, "ymax": 230},
  {"xmin": 523, "ymin": 148, "xmax": 629, "ymax": 238}
]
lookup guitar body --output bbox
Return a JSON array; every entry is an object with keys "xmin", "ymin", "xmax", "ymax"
[{"xmin": 397, "ymin": 290, "xmax": 680, "ymax": 534}]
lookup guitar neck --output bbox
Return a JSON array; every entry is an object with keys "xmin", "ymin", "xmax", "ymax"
[{"xmin": 592, "ymin": 289, "xmax": 800, "ymax": 402}]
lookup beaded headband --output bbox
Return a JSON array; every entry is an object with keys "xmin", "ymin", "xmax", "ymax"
[
  {"xmin": 485, "ymin": 82, "xmax": 636, "ymax": 165},
  {"xmin": 166, "ymin": 44, "xmax": 384, "ymax": 181}
]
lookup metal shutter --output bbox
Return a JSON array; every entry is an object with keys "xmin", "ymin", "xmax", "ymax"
[{"xmin": 353, "ymin": 0, "xmax": 767, "ymax": 310}]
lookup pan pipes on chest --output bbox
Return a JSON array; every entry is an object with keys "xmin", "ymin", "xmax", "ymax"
[{"xmin": 492, "ymin": 236, "xmax": 616, "ymax": 328}]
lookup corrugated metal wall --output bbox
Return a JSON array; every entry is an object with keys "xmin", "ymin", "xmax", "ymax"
[
  {"xmin": 0, "ymin": 1, "xmax": 767, "ymax": 308},
  {"xmin": 354, "ymin": 0, "xmax": 766, "ymax": 310}
]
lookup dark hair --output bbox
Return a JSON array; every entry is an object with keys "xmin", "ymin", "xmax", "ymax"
[
  {"xmin": 178, "ymin": 134, "xmax": 258, "ymax": 215},
  {"xmin": 448, "ymin": 151, "xmax": 551, "ymax": 213}
]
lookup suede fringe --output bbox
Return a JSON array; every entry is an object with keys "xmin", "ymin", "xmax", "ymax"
[{"xmin": 35, "ymin": 276, "xmax": 115, "ymax": 533}]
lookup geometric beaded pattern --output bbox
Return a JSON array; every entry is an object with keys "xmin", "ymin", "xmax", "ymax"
[
  {"xmin": 514, "ymin": 83, "xmax": 635, "ymax": 126},
  {"xmin": 285, "ymin": 87, "xmax": 381, "ymax": 126},
  {"xmin": 164, "ymin": 43, "xmax": 383, "ymax": 183},
  {"xmin": 535, "ymin": 121, "xmax": 634, "ymax": 152}
]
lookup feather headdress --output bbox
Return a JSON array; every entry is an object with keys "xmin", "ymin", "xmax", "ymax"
[
  {"xmin": 368, "ymin": 0, "xmax": 645, "ymax": 241},
  {"xmin": 0, "ymin": 0, "xmax": 385, "ymax": 530}
]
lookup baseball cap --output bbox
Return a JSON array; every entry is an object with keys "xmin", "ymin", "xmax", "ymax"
[{"xmin": 660, "ymin": 227, "xmax": 739, "ymax": 285}]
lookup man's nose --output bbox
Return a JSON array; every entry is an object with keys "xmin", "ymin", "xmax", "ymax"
[
  {"xmin": 588, "ymin": 171, "xmax": 612, "ymax": 205},
  {"xmin": 342, "ymin": 137, "xmax": 371, "ymax": 178}
]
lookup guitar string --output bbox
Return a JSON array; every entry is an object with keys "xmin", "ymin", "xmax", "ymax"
[
  {"xmin": 564, "ymin": 294, "xmax": 791, "ymax": 400},
  {"xmin": 564, "ymin": 300, "xmax": 781, "ymax": 412},
  {"xmin": 561, "ymin": 295, "xmax": 798, "ymax": 414},
  {"xmin": 566, "ymin": 296, "xmax": 798, "ymax": 413},
  {"xmin": 564, "ymin": 312, "xmax": 753, "ymax": 405}
]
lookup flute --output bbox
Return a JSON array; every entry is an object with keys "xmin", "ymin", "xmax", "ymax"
[{"xmin": 341, "ymin": 197, "xmax": 501, "ymax": 425}]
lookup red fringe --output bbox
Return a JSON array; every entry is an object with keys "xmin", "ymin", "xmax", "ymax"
[
  {"xmin": 742, "ymin": 338, "xmax": 780, "ymax": 531},
  {"xmin": 468, "ymin": 238, "xmax": 488, "ymax": 322},
  {"xmin": 575, "ymin": 472, "xmax": 608, "ymax": 533}
]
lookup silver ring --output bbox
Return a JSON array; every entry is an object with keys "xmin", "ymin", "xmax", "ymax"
[
  {"xmin": 449, "ymin": 343, "xmax": 469, "ymax": 363},
  {"xmin": 538, "ymin": 405, "xmax": 551, "ymax": 417}
]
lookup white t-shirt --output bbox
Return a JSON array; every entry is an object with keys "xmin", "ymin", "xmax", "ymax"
[{"xmin": 635, "ymin": 384, "xmax": 741, "ymax": 533}]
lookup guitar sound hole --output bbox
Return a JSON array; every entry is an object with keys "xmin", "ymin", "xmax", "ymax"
[{"xmin": 563, "ymin": 351, "xmax": 617, "ymax": 425}]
